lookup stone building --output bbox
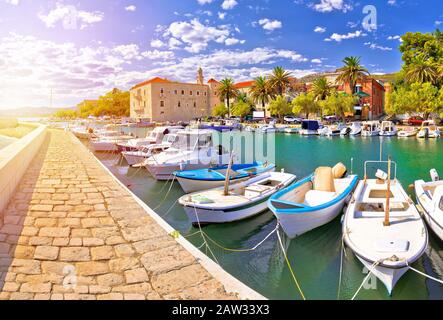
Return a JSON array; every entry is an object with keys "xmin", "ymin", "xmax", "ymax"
[{"xmin": 130, "ymin": 68, "xmax": 221, "ymax": 122}]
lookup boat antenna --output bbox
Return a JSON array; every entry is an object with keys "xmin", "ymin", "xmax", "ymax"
[
  {"xmin": 379, "ymin": 138, "xmax": 383, "ymax": 162},
  {"xmin": 223, "ymin": 152, "xmax": 234, "ymax": 196},
  {"xmin": 350, "ymin": 157, "xmax": 354, "ymax": 175},
  {"xmin": 384, "ymin": 156, "xmax": 391, "ymax": 227}
]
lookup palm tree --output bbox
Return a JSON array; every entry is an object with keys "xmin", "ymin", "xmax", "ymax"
[
  {"xmin": 250, "ymin": 76, "xmax": 274, "ymax": 122},
  {"xmin": 312, "ymin": 77, "xmax": 332, "ymax": 101},
  {"xmin": 216, "ymin": 78, "xmax": 239, "ymax": 117},
  {"xmin": 336, "ymin": 56, "xmax": 370, "ymax": 93},
  {"xmin": 269, "ymin": 66, "xmax": 292, "ymax": 96},
  {"xmin": 404, "ymin": 56, "xmax": 439, "ymax": 85}
]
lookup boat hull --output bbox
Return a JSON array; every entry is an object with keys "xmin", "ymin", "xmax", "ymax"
[
  {"xmin": 183, "ymin": 197, "xmax": 269, "ymax": 225},
  {"xmin": 415, "ymin": 181, "xmax": 443, "ymax": 240},
  {"xmin": 361, "ymin": 130, "xmax": 380, "ymax": 137},
  {"xmin": 90, "ymin": 141, "xmax": 118, "ymax": 152},
  {"xmin": 122, "ymin": 152, "xmax": 148, "ymax": 166},
  {"xmin": 275, "ymin": 194, "xmax": 350, "ymax": 239},
  {"xmin": 146, "ymin": 163, "xmax": 210, "ymax": 181}
]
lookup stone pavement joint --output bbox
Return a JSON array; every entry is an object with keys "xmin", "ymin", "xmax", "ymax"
[{"xmin": 0, "ymin": 130, "xmax": 238, "ymax": 300}]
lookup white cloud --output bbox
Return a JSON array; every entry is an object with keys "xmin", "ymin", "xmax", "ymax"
[
  {"xmin": 257, "ymin": 18, "xmax": 282, "ymax": 31},
  {"xmin": 435, "ymin": 21, "xmax": 442, "ymax": 26},
  {"xmin": 164, "ymin": 19, "xmax": 231, "ymax": 53},
  {"xmin": 113, "ymin": 44, "xmax": 141, "ymax": 60},
  {"xmin": 310, "ymin": 0, "xmax": 353, "ymax": 13},
  {"xmin": 387, "ymin": 0, "xmax": 396, "ymax": 5},
  {"xmin": 221, "ymin": 0, "xmax": 238, "ymax": 10},
  {"xmin": 218, "ymin": 12, "xmax": 226, "ymax": 20},
  {"xmin": 324, "ymin": 30, "xmax": 367, "ymax": 42},
  {"xmin": 364, "ymin": 42, "xmax": 392, "ymax": 51},
  {"xmin": 4, "ymin": 0, "xmax": 19, "ymax": 5},
  {"xmin": 38, "ymin": 4, "xmax": 104, "ymax": 30},
  {"xmin": 224, "ymin": 38, "xmax": 245, "ymax": 46},
  {"xmin": 314, "ymin": 26, "xmax": 326, "ymax": 33},
  {"xmin": 197, "ymin": 0, "xmax": 213, "ymax": 4},
  {"xmin": 311, "ymin": 58, "xmax": 322, "ymax": 64},
  {"xmin": 387, "ymin": 35, "xmax": 402, "ymax": 43},
  {"xmin": 141, "ymin": 50, "xmax": 175, "ymax": 60},
  {"xmin": 168, "ymin": 38, "xmax": 182, "ymax": 49},
  {"xmin": 150, "ymin": 39, "xmax": 165, "ymax": 48},
  {"xmin": 125, "ymin": 5, "xmax": 136, "ymax": 12}
]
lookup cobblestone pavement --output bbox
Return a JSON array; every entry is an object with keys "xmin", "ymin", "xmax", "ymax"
[{"xmin": 0, "ymin": 130, "xmax": 237, "ymax": 300}]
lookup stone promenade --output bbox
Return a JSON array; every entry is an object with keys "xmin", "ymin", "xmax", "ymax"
[{"xmin": 0, "ymin": 129, "xmax": 237, "ymax": 300}]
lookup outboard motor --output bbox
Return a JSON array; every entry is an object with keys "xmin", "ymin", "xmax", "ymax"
[{"xmin": 430, "ymin": 169, "xmax": 440, "ymax": 182}]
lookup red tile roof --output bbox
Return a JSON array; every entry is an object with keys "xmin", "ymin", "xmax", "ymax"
[
  {"xmin": 131, "ymin": 77, "xmax": 171, "ymax": 90},
  {"xmin": 207, "ymin": 78, "xmax": 219, "ymax": 84},
  {"xmin": 234, "ymin": 80, "xmax": 255, "ymax": 89}
]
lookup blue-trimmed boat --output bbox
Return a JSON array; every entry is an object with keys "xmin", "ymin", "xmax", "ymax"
[
  {"xmin": 174, "ymin": 161, "xmax": 276, "ymax": 193},
  {"xmin": 268, "ymin": 163, "xmax": 358, "ymax": 238}
]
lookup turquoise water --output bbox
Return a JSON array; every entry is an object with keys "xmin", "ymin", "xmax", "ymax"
[{"xmin": 91, "ymin": 132, "xmax": 443, "ymax": 300}]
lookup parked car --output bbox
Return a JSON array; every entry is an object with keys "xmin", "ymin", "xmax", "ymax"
[
  {"xmin": 405, "ymin": 116, "xmax": 425, "ymax": 126},
  {"xmin": 284, "ymin": 116, "xmax": 303, "ymax": 124}
]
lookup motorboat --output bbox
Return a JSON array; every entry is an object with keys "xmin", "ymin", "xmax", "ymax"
[
  {"xmin": 361, "ymin": 121, "xmax": 380, "ymax": 137},
  {"xmin": 349, "ymin": 122, "xmax": 363, "ymax": 136},
  {"xmin": 121, "ymin": 133, "xmax": 178, "ymax": 166},
  {"xmin": 284, "ymin": 127, "xmax": 299, "ymax": 134},
  {"xmin": 89, "ymin": 134, "xmax": 134, "ymax": 152},
  {"xmin": 258, "ymin": 121, "xmax": 277, "ymax": 134},
  {"xmin": 340, "ymin": 125, "xmax": 352, "ymax": 136},
  {"xmin": 319, "ymin": 123, "xmax": 347, "ymax": 137},
  {"xmin": 299, "ymin": 120, "xmax": 321, "ymax": 136},
  {"xmin": 268, "ymin": 163, "xmax": 357, "ymax": 238},
  {"xmin": 144, "ymin": 129, "xmax": 233, "ymax": 181},
  {"xmin": 116, "ymin": 126, "xmax": 183, "ymax": 152},
  {"xmin": 379, "ymin": 121, "xmax": 398, "ymax": 137},
  {"xmin": 417, "ymin": 120, "xmax": 441, "ymax": 139},
  {"xmin": 343, "ymin": 159, "xmax": 428, "ymax": 295},
  {"xmin": 244, "ymin": 126, "xmax": 255, "ymax": 132},
  {"xmin": 179, "ymin": 171, "xmax": 296, "ymax": 226},
  {"xmin": 415, "ymin": 169, "xmax": 443, "ymax": 240},
  {"xmin": 174, "ymin": 161, "xmax": 276, "ymax": 193},
  {"xmin": 397, "ymin": 126, "xmax": 418, "ymax": 138}
]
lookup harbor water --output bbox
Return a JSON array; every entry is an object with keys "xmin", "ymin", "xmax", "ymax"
[{"xmin": 89, "ymin": 129, "xmax": 443, "ymax": 300}]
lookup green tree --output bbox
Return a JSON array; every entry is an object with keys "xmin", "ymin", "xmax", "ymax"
[
  {"xmin": 408, "ymin": 82, "xmax": 441, "ymax": 119},
  {"xmin": 311, "ymin": 77, "xmax": 332, "ymax": 101},
  {"xmin": 404, "ymin": 56, "xmax": 439, "ymax": 85},
  {"xmin": 78, "ymin": 100, "xmax": 98, "ymax": 118},
  {"xmin": 250, "ymin": 76, "xmax": 274, "ymax": 122},
  {"xmin": 269, "ymin": 66, "xmax": 292, "ymax": 96},
  {"xmin": 318, "ymin": 91, "xmax": 357, "ymax": 121},
  {"xmin": 400, "ymin": 31, "xmax": 442, "ymax": 66},
  {"xmin": 291, "ymin": 92, "xmax": 318, "ymax": 119},
  {"xmin": 385, "ymin": 85, "xmax": 412, "ymax": 115},
  {"xmin": 336, "ymin": 56, "xmax": 370, "ymax": 93},
  {"xmin": 212, "ymin": 104, "xmax": 229, "ymax": 118},
  {"xmin": 53, "ymin": 109, "xmax": 78, "ymax": 119},
  {"xmin": 96, "ymin": 88, "xmax": 130, "ymax": 117},
  {"xmin": 231, "ymin": 101, "xmax": 252, "ymax": 120},
  {"xmin": 216, "ymin": 78, "xmax": 239, "ymax": 117},
  {"xmin": 268, "ymin": 95, "xmax": 292, "ymax": 120}
]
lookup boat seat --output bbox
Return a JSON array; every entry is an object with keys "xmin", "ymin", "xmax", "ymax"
[
  {"xmin": 332, "ymin": 163, "xmax": 347, "ymax": 179},
  {"xmin": 314, "ymin": 167, "xmax": 335, "ymax": 192},
  {"xmin": 304, "ymin": 190, "xmax": 336, "ymax": 207},
  {"xmin": 244, "ymin": 185, "xmax": 271, "ymax": 198},
  {"xmin": 375, "ymin": 239, "xmax": 410, "ymax": 253}
]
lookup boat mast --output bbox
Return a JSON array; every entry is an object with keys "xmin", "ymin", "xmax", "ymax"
[
  {"xmin": 384, "ymin": 156, "xmax": 391, "ymax": 227},
  {"xmin": 223, "ymin": 153, "xmax": 234, "ymax": 196}
]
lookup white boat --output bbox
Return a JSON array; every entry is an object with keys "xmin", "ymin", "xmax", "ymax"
[
  {"xmin": 397, "ymin": 126, "xmax": 418, "ymax": 137},
  {"xmin": 116, "ymin": 126, "xmax": 183, "ymax": 152},
  {"xmin": 144, "ymin": 129, "xmax": 233, "ymax": 181},
  {"xmin": 349, "ymin": 122, "xmax": 363, "ymax": 136},
  {"xmin": 361, "ymin": 121, "xmax": 380, "ymax": 137},
  {"xmin": 299, "ymin": 120, "xmax": 321, "ymax": 136},
  {"xmin": 244, "ymin": 126, "xmax": 255, "ymax": 132},
  {"xmin": 415, "ymin": 169, "xmax": 443, "ymax": 240},
  {"xmin": 258, "ymin": 121, "xmax": 277, "ymax": 134},
  {"xmin": 179, "ymin": 171, "xmax": 296, "ymax": 226},
  {"xmin": 174, "ymin": 162, "xmax": 276, "ymax": 193},
  {"xmin": 319, "ymin": 123, "xmax": 347, "ymax": 137},
  {"xmin": 284, "ymin": 127, "xmax": 299, "ymax": 134},
  {"xmin": 343, "ymin": 160, "xmax": 428, "ymax": 295},
  {"xmin": 269, "ymin": 163, "xmax": 357, "ymax": 238},
  {"xmin": 122, "ymin": 133, "xmax": 178, "ymax": 166},
  {"xmin": 417, "ymin": 120, "xmax": 441, "ymax": 139},
  {"xmin": 90, "ymin": 134, "xmax": 134, "ymax": 152},
  {"xmin": 379, "ymin": 121, "xmax": 398, "ymax": 137}
]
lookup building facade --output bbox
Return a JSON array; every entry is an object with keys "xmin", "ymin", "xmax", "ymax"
[{"xmin": 130, "ymin": 69, "xmax": 220, "ymax": 122}]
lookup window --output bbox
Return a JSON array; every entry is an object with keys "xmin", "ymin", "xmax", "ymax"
[
  {"xmin": 174, "ymin": 90, "xmax": 178, "ymax": 94},
  {"xmin": 181, "ymin": 90, "xmax": 185, "ymax": 95},
  {"xmin": 197, "ymin": 91, "xmax": 200, "ymax": 96},
  {"xmin": 190, "ymin": 90, "xmax": 193, "ymax": 95},
  {"xmin": 160, "ymin": 101, "xmax": 164, "ymax": 107},
  {"xmin": 194, "ymin": 102, "xmax": 196, "ymax": 108},
  {"xmin": 160, "ymin": 111, "xmax": 165, "ymax": 115},
  {"xmin": 160, "ymin": 88, "xmax": 164, "ymax": 94},
  {"xmin": 178, "ymin": 102, "xmax": 181, "ymax": 107},
  {"xmin": 204, "ymin": 92, "xmax": 207, "ymax": 96}
]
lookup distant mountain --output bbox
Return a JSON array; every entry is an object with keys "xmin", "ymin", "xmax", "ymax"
[{"xmin": 0, "ymin": 107, "xmax": 76, "ymax": 117}]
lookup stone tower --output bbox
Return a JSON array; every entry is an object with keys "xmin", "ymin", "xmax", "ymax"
[{"xmin": 197, "ymin": 67, "xmax": 204, "ymax": 85}]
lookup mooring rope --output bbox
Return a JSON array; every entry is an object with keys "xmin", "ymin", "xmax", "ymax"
[
  {"xmin": 191, "ymin": 205, "xmax": 220, "ymax": 265},
  {"xmin": 337, "ymin": 235, "xmax": 346, "ymax": 300},
  {"xmin": 351, "ymin": 260, "xmax": 380, "ymax": 300},
  {"xmin": 406, "ymin": 261, "xmax": 443, "ymax": 285},
  {"xmin": 153, "ymin": 175, "xmax": 176, "ymax": 210},
  {"xmin": 276, "ymin": 228, "xmax": 306, "ymax": 300}
]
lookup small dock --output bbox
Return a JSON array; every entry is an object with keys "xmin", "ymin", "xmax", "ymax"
[{"xmin": 0, "ymin": 129, "xmax": 250, "ymax": 300}]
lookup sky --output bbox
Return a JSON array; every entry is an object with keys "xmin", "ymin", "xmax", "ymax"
[{"xmin": 0, "ymin": 0, "xmax": 441, "ymax": 109}]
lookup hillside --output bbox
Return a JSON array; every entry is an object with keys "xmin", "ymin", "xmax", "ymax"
[{"xmin": 0, "ymin": 107, "xmax": 76, "ymax": 117}]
